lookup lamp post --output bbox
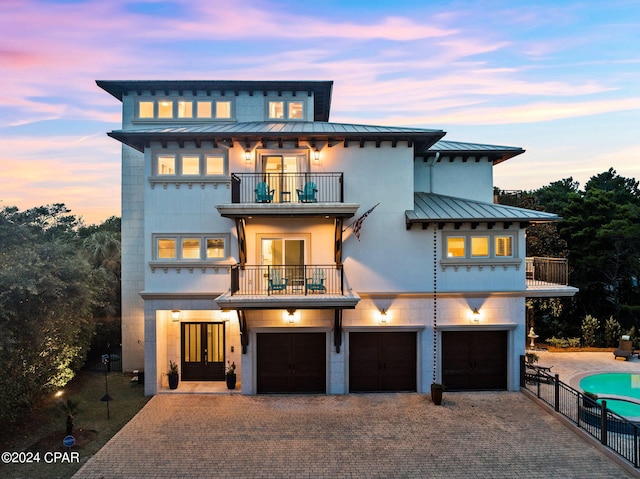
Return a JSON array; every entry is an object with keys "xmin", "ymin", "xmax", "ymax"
[{"xmin": 100, "ymin": 354, "xmax": 113, "ymax": 419}]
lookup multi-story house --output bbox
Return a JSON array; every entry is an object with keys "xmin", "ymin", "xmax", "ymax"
[{"xmin": 98, "ymin": 79, "xmax": 577, "ymax": 396}]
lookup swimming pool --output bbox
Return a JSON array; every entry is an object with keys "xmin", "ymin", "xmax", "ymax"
[{"xmin": 580, "ymin": 373, "xmax": 640, "ymax": 418}]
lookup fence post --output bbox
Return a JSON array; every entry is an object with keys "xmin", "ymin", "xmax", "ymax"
[
  {"xmin": 519, "ymin": 355, "xmax": 525, "ymax": 388},
  {"xmin": 601, "ymin": 400, "xmax": 608, "ymax": 446},
  {"xmin": 634, "ymin": 424, "xmax": 639, "ymax": 467},
  {"xmin": 554, "ymin": 374, "xmax": 560, "ymax": 412}
]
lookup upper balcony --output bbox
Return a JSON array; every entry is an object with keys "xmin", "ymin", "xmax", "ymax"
[
  {"xmin": 215, "ymin": 264, "xmax": 360, "ymax": 309},
  {"xmin": 216, "ymin": 173, "xmax": 360, "ymax": 219},
  {"xmin": 525, "ymin": 257, "xmax": 578, "ymax": 297}
]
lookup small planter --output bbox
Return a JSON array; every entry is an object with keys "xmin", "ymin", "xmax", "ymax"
[
  {"xmin": 226, "ymin": 374, "xmax": 237, "ymax": 390},
  {"xmin": 431, "ymin": 383, "xmax": 443, "ymax": 405},
  {"xmin": 168, "ymin": 374, "xmax": 179, "ymax": 390}
]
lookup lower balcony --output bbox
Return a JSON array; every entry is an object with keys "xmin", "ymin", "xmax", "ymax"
[{"xmin": 215, "ymin": 264, "xmax": 360, "ymax": 309}]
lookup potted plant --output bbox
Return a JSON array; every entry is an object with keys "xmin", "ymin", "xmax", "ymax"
[
  {"xmin": 168, "ymin": 360, "xmax": 179, "ymax": 390},
  {"xmin": 226, "ymin": 361, "xmax": 237, "ymax": 390},
  {"xmin": 431, "ymin": 382, "xmax": 443, "ymax": 405},
  {"xmin": 525, "ymin": 352, "xmax": 539, "ymax": 364}
]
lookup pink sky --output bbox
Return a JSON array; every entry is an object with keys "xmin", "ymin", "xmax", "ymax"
[{"xmin": 1, "ymin": 0, "xmax": 639, "ymax": 224}]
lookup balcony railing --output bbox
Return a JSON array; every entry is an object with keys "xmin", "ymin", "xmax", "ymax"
[
  {"xmin": 526, "ymin": 257, "xmax": 569, "ymax": 285},
  {"xmin": 231, "ymin": 173, "xmax": 344, "ymax": 204},
  {"xmin": 230, "ymin": 264, "xmax": 344, "ymax": 296}
]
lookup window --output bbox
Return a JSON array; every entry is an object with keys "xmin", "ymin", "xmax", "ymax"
[
  {"xmin": 197, "ymin": 101, "xmax": 212, "ymax": 118},
  {"xmin": 495, "ymin": 236, "xmax": 513, "ymax": 257},
  {"xmin": 447, "ymin": 237, "xmax": 465, "ymax": 257},
  {"xmin": 216, "ymin": 101, "xmax": 231, "ymax": 119},
  {"xmin": 443, "ymin": 233, "xmax": 517, "ymax": 260},
  {"xmin": 153, "ymin": 151, "xmax": 227, "ymax": 177},
  {"xmin": 471, "ymin": 237, "xmax": 489, "ymax": 257},
  {"xmin": 158, "ymin": 100, "xmax": 173, "ymax": 118},
  {"xmin": 153, "ymin": 234, "xmax": 229, "ymax": 261},
  {"xmin": 139, "ymin": 101, "xmax": 154, "ymax": 118},
  {"xmin": 268, "ymin": 100, "xmax": 304, "ymax": 120},
  {"xmin": 157, "ymin": 155, "xmax": 176, "ymax": 175},
  {"xmin": 178, "ymin": 101, "xmax": 193, "ymax": 118}
]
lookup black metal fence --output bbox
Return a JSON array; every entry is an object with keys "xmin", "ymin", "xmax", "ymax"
[
  {"xmin": 231, "ymin": 172, "xmax": 344, "ymax": 203},
  {"xmin": 83, "ymin": 349, "xmax": 122, "ymax": 372},
  {"xmin": 521, "ymin": 357, "xmax": 640, "ymax": 468},
  {"xmin": 230, "ymin": 264, "xmax": 343, "ymax": 295}
]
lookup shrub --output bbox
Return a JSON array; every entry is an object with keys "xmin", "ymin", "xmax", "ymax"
[
  {"xmin": 581, "ymin": 315, "xmax": 600, "ymax": 347},
  {"xmin": 604, "ymin": 317, "xmax": 623, "ymax": 347}
]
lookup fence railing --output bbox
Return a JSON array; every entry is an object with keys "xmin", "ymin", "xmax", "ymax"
[
  {"xmin": 525, "ymin": 257, "xmax": 569, "ymax": 285},
  {"xmin": 230, "ymin": 264, "xmax": 344, "ymax": 296},
  {"xmin": 231, "ymin": 172, "xmax": 344, "ymax": 204},
  {"xmin": 521, "ymin": 357, "xmax": 640, "ymax": 468}
]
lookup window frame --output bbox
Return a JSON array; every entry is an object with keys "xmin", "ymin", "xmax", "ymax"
[
  {"xmin": 152, "ymin": 233, "xmax": 230, "ymax": 262},
  {"xmin": 442, "ymin": 231, "xmax": 517, "ymax": 262},
  {"xmin": 267, "ymin": 99, "xmax": 305, "ymax": 121},
  {"xmin": 136, "ymin": 98, "xmax": 235, "ymax": 121},
  {"xmin": 152, "ymin": 150, "xmax": 228, "ymax": 178}
]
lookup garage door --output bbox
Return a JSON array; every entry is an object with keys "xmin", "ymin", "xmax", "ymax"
[
  {"xmin": 442, "ymin": 330, "xmax": 507, "ymax": 390},
  {"xmin": 349, "ymin": 332, "xmax": 417, "ymax": 392},
  {"xmin": 257, "ymin": 333, "xmax": 326, "ymax": 393}
]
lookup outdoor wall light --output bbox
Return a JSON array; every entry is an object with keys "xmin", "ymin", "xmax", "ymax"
[
  {"xmin": 171, "ymin": 310, "xmax": 181, "ymax": 322},
  {"xmin": 285, "ymin": 309, "xmax": 299, "ymax": 323},
  {"xmin": 471, "ymin": 308, "xmax": 480, "ymax": 322},
  {"xmin": 244, "ymin": 149, "xmax": 251, "ymax": 161},
  {"xmin": 379, "ymin": 309, "xmax": 387, "ymax": 323},
  {"xmin": 221, "ymin": 309, "xmax": 231, "ymax": 321},
  {"xmin": 313, "ymin": 148, "xmax": 320, "ymax": 161}
]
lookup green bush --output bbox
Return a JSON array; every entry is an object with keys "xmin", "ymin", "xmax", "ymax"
[
  {"xmin": 581, "ymin": 315, "xmax": 600, "ymax": 347},
  {"xmin": 604, "ymin": 317, "xmax": 623, "ymax": 347}
]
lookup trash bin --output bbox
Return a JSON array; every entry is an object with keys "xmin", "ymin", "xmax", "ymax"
[{"xmin": 137, "ymin": 370, "xmax": 144, "ymax": 384}]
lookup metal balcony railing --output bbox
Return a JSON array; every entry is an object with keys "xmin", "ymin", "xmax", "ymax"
[
  {"xmin": 230, "ymin": 264, "xmax": 344, "ymax": 296},
  {"xmin": 526, "ymin": 257, "xmax": 569, "ymax": 286},
  {"xmin": 231, "ymin": 172, "xmax": 344, "ymax": 204}
]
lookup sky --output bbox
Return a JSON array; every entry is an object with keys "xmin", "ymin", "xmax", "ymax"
[{"xmin": 1, "ymin": 0, "xmax": 639, "ymax": 225}]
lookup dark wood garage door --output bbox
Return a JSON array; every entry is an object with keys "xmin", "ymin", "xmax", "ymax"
[
  {"xmin": 349, "ymin": 332, "xmax": 416, "ymax": 392},
  {"xmin": 442, "ymin": 330, "xmax": 507, "ymax": 390},
  {"xmin": 257, "ymin": 333, "xmax": 326, "ymax": 393}
]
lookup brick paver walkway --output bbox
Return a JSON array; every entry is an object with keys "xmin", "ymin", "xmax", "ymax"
[{"xmin": 73, "ymin": 389, "xmax": 638, "ymax": 478}]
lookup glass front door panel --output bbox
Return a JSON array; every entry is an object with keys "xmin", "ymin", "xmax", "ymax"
[
  {"xmin": 181, "ymin": 322, "xmax": 225, "ymax": 381},
  {"xmin": 261, "ymin": 154, "xmax": 307, "ymax": 202}
]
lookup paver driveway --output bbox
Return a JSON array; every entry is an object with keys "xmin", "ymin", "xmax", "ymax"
[{"xmin": 73, "ymin": 391, "xmax": 638, "ymax": 479}]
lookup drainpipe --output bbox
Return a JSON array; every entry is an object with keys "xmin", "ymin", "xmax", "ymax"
[{"xmin": 429, "ymin": 151, "xmax": 440, "ymax": 193}]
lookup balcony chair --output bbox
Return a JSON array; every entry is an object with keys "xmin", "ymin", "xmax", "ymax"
[
  {"xmin": 296, "ymin": 181, "xmax": 318, "ymax": 203},
  {"xmin": 268, "ymin": 269, "xmax": 288, "ymax": 293},
  {"xmin": 255, "ymin": 182, "xmax": 275, "ymax": 203},
  {"xmin": 614, "ymin": 335, "xmax": 636, "ymax": 360},
  {"xmin": 305, "ymin": 268, "xmax": 326, "ymax": 294}
]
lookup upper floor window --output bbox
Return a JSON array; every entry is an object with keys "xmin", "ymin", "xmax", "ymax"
[
  {"xmin": 154, "ymin": 151, "xmax": 227, "ymax": 177},
  {"xmin": 268, "ymin": 100, "xmax": 304, "ymax": 120},
  {"xmin": 137, "ymin": 99, "xmax": 234, "ymax": 120},
  {"xmin": 445, "ymin": 233, "xmax": 514, "ymax": 259},
  {"xmin": 153, "ymin": 234, "xmax": 229, "ymax": 261}
]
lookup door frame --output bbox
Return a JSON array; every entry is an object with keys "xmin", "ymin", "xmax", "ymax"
[{"xmin": 180, "ymin": 322, "xmax": 226, "ymax": 381}]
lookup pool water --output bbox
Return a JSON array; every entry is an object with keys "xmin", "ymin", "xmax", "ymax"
[{"xmin": 580, "ymin": 373, "xmax": 640, "ymax": 418}]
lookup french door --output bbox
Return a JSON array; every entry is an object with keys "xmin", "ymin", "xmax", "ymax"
[
  {"xmin": 261, "ymin": 154, "xmax": 307, "ymax": 202},
  {"xmin": 181, "ymin": 322, "xmax": 225, "ymax": 381},
  {"xmin": 261, "ymin": 237, "xmax": 306, "ymax": 290}
]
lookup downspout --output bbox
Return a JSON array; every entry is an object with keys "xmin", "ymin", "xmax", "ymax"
[{"xmin": 429, "ymin": 151, "xmax": 440, "ymax": 193}]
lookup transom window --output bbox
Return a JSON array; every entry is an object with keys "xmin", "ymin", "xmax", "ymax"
[
  {"xmin": 154, "ymin": 152, "xmax": 227, "ymax": 177},
  {"xmin": 153, "ymin": 234, "xmax": 229, "ymax": 261},
  {"xmin": 137, "ymin": 99, "xmax": 234, "ymax": 120},
  {"xmin": 268, "ymin": 100, "xmax": 304, "ymax": 120},
  {"xmin": 445, "ymin": 233, "xmax": 514, "ymax": 259}
]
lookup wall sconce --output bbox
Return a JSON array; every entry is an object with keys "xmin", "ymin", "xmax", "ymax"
[
  {"xmin": 244, "ymin": 149, "xmax": 251, "ymax": 161},
  {"xmin": 221, "ymin": 309, "xmax": 231, "ymax": 321},
  {"xmin": 379, "ymin": 309, "xmax": 387, "ymax": 323},
  {"xmin": 471, "ymin": 308, "xmax": 480, "ymax": 322},
  {"xmin": 284, "ymin": 309, "xmax": 299, "ymax": 324},
  {"xmin": 171, "ymin": 310, "xmax": 181, "ymax": 322},
  {"xmin": 313, "ymin": 148, "xmax": 320, "ymax": 161}
]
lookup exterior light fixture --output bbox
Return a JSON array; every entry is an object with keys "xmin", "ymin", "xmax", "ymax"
[
  {"xmin": 471, "ymin": 308, "xmax": 480, "ymax": 322},
  {"xmin": 244, "ymin": 149, "xmax": 251, "ymax": 161},
  {"xmin": 313, "ymin": 148, "xmax": 320, "ymax": 161},
  {"xmin": 171, "ymin": 310, "xmax": 181, "ymax": 322},
  {"xmin": 379, "ymin": 309, "xmax": 387, "ymax": 323},
  {"xmin": 221, "ymin": 309, "xmax": 231, "ymax": 321},
  {"xmin": 285, "ymin": 308, "xmax": 298, "ymax": 324}
]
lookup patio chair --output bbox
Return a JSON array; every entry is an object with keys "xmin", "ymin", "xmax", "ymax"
[
  {"xmin": 614, "ymin": 335, "xmax": 636, "ymax": 360},
  {"xmin": 268, "ymin": 269, "xmax": 288, "ymax": 293},
  {"xmin": 296, "ymin": 181, "xmax": 318, "ymax": 203},
  {"xmin": 305, "ymin": 268, "xmax": 326, "ymax": 294},
  {"xmin": 255, "ymin": 182, "xmax": 275, "ymax": 203}
]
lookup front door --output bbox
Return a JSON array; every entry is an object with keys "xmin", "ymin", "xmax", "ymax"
[{"xmin": 181, "ymin": 322, "xmax": 225, "ymax": 381}]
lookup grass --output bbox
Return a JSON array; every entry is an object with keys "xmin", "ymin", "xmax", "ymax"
[{"xmin": 0, "ymin": 370, "xmax": 149, "ymax": 479}]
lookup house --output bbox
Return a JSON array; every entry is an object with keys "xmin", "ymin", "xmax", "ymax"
[{"xmin": 97, "ymin": 79, "xmax": 577, "ymax": 396}]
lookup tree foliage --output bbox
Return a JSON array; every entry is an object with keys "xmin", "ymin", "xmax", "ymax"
[{"xmin": 0, "ymin": 205, "xmax": 119, "ymax": 423}]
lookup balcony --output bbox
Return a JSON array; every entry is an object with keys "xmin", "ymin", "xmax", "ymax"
[
  {"xmin": 215, "ymin": 264, "xmax": 360, "ymax": 310},
  {"xmin": 526, "ymin": 257, "xmax": 578, "ymax": 297},
  {"xmin": 216, "ymin": 173, "xmax": 360, "ymax": 219}
]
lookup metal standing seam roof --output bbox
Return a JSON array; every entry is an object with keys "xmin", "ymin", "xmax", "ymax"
[
  {"xmin": 107, "ymin": 121, "xmax": 446, "ymax": 152},
  {"xmin": 425, "ymin": 140, "xmax": 525, "ymax": 165},
  {"xmin": 406, "ymin": 192, "xmax": 560, "ymax": 223}
]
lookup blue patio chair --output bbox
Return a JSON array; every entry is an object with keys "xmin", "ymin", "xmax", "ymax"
[
  {"xmin": 296, "ymin": 181, "xmax": 318, "ymax": 203},
  {"xmin": 268, "ymin": 269, "xmax": 288, "ymax": 293},
  {"xmin": 305, "ymin": 268, "xmax": 326, "ymax": 293},
  {"xmin": 255, "ymin": 182, "xmax": 275, "ymax": 203}
]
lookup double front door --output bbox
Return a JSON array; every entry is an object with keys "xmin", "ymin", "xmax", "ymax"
[{"xmin": 181, "ymin": 322, "xmax": 225, "ymax": 381}]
